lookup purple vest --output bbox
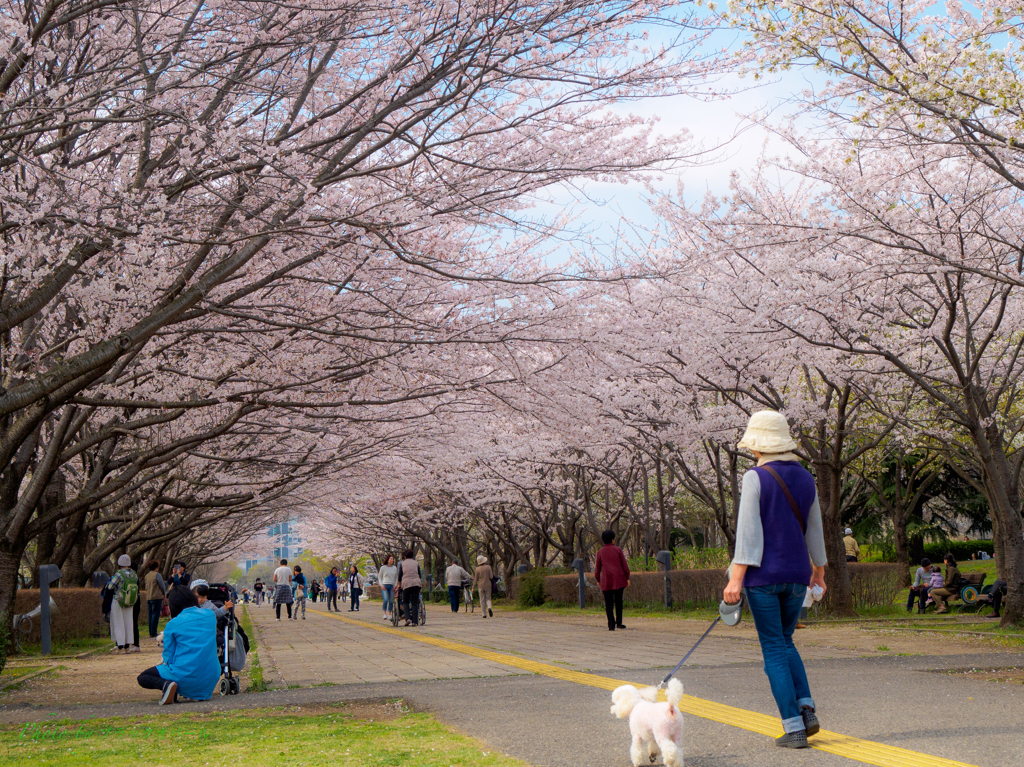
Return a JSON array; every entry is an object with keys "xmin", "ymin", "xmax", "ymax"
[{"xmin": 742, "ymin": 461, "xmax": 816, "ymax": 589}]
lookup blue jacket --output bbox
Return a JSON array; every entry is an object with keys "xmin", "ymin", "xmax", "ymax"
[
  {"xmin": 158, "ymin": 607, "xmax": 221, "ymax": 700},
  {"xmin": 325, "ymin": 573, "xmax": 338, "ymax": 590}
]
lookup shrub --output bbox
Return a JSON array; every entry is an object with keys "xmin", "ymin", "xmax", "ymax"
[
  {"xmin": 628, "ymin": 547, "xmax": 731, "ymax": 573},
  {"xmin": 13, "ymin": 588, "xmax": 106, "ymax": 646},
  {"xmin": 819, "ymin": 563, "xmax": 903, "ymax": 613},
  {"xmin": 517, "ymin": 570, "xmax": 546, "ymax": 607},
  {"xmin": 923, "ymin": 540, "xmax": 993, "ymax": 563}
]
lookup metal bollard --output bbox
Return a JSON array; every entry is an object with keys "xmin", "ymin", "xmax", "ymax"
[
  {"xmin": 39, "ymin": 564, "xmax": 62, "ymax": 656},
  {"xmin": 571, "ymin": 558, "xmax": 587, "ymax": 609},
  {"xmin": 655, "ymin": 551, "xmax": 672, "ymax": 609}
]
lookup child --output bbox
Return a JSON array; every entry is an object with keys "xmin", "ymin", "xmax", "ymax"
[
  {"xmin": 924, "ymin": 565, "xmax": 945, "ymax": 607},
  {"xmin": 291, "ymin": 565, "xmax": 308, "ymax": 620},
  {"xmin": 191, "ymin": 580, "xmax": 233, "ymax": 619}
]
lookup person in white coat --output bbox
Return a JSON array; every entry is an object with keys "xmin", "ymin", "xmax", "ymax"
[{"xmin": 106, "ymin": 555, "xmax": 140, "ymax": 653}]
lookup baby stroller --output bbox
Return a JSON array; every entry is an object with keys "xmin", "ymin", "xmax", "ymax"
[
  {"xmin": 390, "ymin": 586, "xmax": 426, "ymax": 627},
  {"xmin": 207, "ymin": 582, "xmax": 249, "ymax": 695}
]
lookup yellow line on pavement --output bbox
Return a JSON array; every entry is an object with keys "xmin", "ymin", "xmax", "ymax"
[{"xmin": 316, "ymin": 609, "xmax": 979, "ymax": 767}]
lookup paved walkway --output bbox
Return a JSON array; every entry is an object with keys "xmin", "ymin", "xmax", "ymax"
[
  {"xmin": 250, "ymin": 599, "xmax": 872, "ymax": 687},
  {"xmin": 3, "ymin": 599, "xmax": 1020, "ymax": 767}
]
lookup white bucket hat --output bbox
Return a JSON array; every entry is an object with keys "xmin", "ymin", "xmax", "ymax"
[
  {"xmin": 737, "ymin": 411, "xmax": 798, "ymax": 454},
  {"xmin": 117, "ymin": 554, "xmax": 131, "ymax": 567},
  {"xmin": 476, "ymin": 555, "xmax": 487, "ymax": 565}
]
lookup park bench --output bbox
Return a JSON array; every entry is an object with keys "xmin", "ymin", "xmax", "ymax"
[{"xmin": 951, "ymin": 572, "xmax": 988, "ymax": 613}]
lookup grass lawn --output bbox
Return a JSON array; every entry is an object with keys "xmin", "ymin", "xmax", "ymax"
[
  {"xmin": 12, "ymin": 636, "xmax": 111, "ymax": 659},
  {"xmin": 0, "ymin": 665, "xmax": 47, "ymax": 681},
  {"xmin": 1, "ymin": 704, "xmax": 527, "ymax": 767}
]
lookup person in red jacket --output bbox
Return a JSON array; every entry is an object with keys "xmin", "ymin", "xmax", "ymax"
[{"xmin": 593, "ymin": 529, "xmax": 631, "ymax": 631}]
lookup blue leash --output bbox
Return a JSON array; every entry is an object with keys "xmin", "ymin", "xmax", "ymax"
[{"xmin": 658, "ymin": 616, "xmax": 721, "ymax": 688}]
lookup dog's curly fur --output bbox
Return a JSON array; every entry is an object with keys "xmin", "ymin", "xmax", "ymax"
[{"xmin": 610, "ymin": 678, "xmax": 684, "ymax": 767}]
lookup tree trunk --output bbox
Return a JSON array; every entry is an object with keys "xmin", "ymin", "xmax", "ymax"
[
  {"xmin": 991, "ymin": 510, "xmax": 1004, "ymax": 582},
  {"xmin": 0, "ymin": 543, "xmax": 23, "ymax": 671},
  {"xmin": 815, "ymin": 461, "xmax": 857, "ymax": 617},
  {"xmin": 975, "ymin": 442, "xmax": 1024, "ymax": 626},
  {"xmin": 894, "ymin": 516, "xmax": 911, "ymax": 588}
]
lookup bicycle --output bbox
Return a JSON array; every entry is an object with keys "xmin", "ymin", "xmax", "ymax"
[{"xmin": 462, "ymin": 582, "xmax": 474, "ymax": 613}]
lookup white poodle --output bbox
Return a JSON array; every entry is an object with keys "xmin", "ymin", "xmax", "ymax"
[{"xmin": 610, "ymin": 678, "xmax": 684, "ymax": 767}]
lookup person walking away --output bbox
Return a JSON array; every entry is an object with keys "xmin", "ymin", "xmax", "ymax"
[
  {"xmin": 325, "ymin": 567, "xmax": 340, "ymax": 611},
  {"xmin": 725, "ymin": 411, "xmax": 828, "ymax": 749},
  {"xmin": 473, "ymin": 555, "xmax": 494, "ymax": 619},
  {"xmin": 398, "ymin": 551, "xmax": 422, "ymax": 626},
  {"xmin": 272, "ymin": 558, "xmax": 294, "ymax": 620},
  {"xmin": 137, "ymin": 588, "xmax": 221, "ymax": 705},
  {"xmin": 378, "ymin": 556, "xmax": 398, "ymax": 621},
  {"xmin": 348, "ymin": 565, "xmax": 364, "ymax": 611},
  {"xmin": 928, "ymin": 554, "xmax": 962, "ymax": 614},
  {"xmin": 144, "ymin": 561, "xmax": 168, "ymax": 639},
  {"xmin": 594, "ymin": 529, "xmax": 631, "ymax": 631},
  {"xmin": 906, "ymin": 558, "xmax": 931, "ymax": 613},
  {"xmin": 292, "ymin": 565, "xmax": 308, "ymax": 619},
  {"xmin": 106, "ymin": 555, "xmax": 140, "ymax": 653},
  {"xmin": 446, "ymin": 559, "xmax": 472, "ymax": 613},
  {"xmin": 843, "ymin": 528, "xmax": 860, "ymax": 562}
]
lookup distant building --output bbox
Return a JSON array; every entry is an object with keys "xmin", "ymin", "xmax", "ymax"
[{"xmin": 241, "ymin": 520, "xmax": 304, "ymax": 572}]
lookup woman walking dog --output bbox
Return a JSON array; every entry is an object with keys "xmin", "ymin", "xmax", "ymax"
[{"xmin": 723, "ymin": 411, "xmax": 828, "ymax": 749}]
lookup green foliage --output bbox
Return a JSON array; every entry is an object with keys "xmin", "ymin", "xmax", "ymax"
[
  {"xmin": 517, "ymin": 570, "xmax": 546, "ymax": 607},
  {"xmin": 238, "ymin": 607, "xmax": 268, "ymax": 693},
  {"xmin": 924, "ymin": 540, "xmax": 994, "ymax": 563},
  {"xmin": 628, "ymin": 547, "xmax": 730, "ymax": 572}
]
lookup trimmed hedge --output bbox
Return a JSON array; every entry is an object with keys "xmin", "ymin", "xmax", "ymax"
[
  {"xmin": 821, "ymin": 563, "xmax": 903, "ymax": 612},
  {"xmin": 509, "ymin": 569, "xmax": 725, "ymax": 608},
  {"xmin": 923, "ymin": 540, "xmax": 993, "ymax": 563},
  {"xmin": 511, "ymin": 563, "xmax": 904, "ymax": 612},
  {"xmin": 13, "ymin": 587, "xmax": 106, "ymax": 643}
]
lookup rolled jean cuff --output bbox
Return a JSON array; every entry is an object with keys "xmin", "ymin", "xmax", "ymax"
[
  {"xmin": 797, "ymin": 697, "xmax": 815, "ymax": 711},
  {"xmin": 782, "ymin": 715, "xmax": 806, "ymax": 733}
]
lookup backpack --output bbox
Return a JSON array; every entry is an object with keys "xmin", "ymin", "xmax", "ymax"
[{"xmin": 117, "ymin": 569, "xmax": 139, "ymax": 607}]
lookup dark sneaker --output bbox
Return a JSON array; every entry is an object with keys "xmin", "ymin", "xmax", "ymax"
[
  {"xmin": 616, "ymin": 623, "xmax": 627, "ymax": 629},
  {"xmin": 801, "ymin": 707, "xmax": 820, "ymax": 736},
  {"xmin": 776, "ymin": 731, "xmax": 808, "ymax": 749},
  {"xmin": 488, "ymin": 608, "xmax": 493, "ymax": 617},
  {"xmin": 160, "ymin": 681, "xmax": 178, "ymax": 706}
]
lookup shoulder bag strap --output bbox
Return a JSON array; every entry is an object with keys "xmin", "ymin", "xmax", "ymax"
[{"xmin": 760, "ymin": 464, "xmax": 807, "ymax": 534}]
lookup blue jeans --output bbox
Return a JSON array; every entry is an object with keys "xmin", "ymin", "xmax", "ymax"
[
  {"xmin": 744, "ymin": 583, "xmax": 815, "ymax": 733},
  {"xmin": 382, "ymin": 584, "xmax": 395, "ymax": 613},
  {"xmin": 448, "ymin": 586, "xmax": 461, "ymax": 612}
]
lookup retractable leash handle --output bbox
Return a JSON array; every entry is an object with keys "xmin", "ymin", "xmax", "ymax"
[{"xmin": 657, "ymin": 597, "xmax": 744, "ymax": 689}]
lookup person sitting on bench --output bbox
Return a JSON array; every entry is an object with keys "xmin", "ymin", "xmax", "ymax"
[
  {"xmin": 927, "ymin": 554, "xmax": 961, "ymax": 615},
  {"xmin": 906, "ymin": 558, "xmax": 931, "ymax": 613},
  {"xmin": 975, "ymin": 579, "xmax": 1006, "ymax": 619}
]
